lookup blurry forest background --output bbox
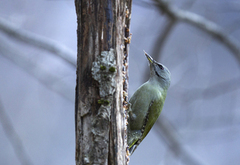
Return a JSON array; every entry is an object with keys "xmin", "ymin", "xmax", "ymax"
[{"xmin": 0, "ymin": 0, "xmax": 240, "ymax": 165}]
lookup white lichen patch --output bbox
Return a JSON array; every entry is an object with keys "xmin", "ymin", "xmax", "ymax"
[{"xmin": 92, "ymin": 48, "xmax": 116, "ymax": 98}]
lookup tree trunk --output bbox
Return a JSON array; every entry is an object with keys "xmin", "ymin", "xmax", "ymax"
[{"xmin": 75, "ymin": 0, "xmax": 132, "ymax": 164}]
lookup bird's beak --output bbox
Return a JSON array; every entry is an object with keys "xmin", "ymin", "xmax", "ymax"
[{"xmin": 144, "ymin": 50, "xmax": 154, "ymax": 64}]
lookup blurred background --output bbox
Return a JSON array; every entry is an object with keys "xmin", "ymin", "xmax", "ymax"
[{"xmin": 0, "ymin": 0, "xmax": 240, "ymax": 165}]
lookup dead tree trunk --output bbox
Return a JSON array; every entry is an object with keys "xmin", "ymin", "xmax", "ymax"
[{"xmin": 75, "ymin": 0, "xmax": 132, "ymax": 164}]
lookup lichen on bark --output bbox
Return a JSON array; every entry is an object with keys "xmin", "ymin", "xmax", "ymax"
[
  {"xmin": 91, "ymin": 48, "xmax": 116, "ymax": 164},
  {"xmin": 92, "ymin": 48, "xmax": 116, "ymax": 98}
]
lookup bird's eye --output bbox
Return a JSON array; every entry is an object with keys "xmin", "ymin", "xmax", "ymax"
[{"xmin": 158, "ymin": 64, "xmax": 163, "ymax": 70}]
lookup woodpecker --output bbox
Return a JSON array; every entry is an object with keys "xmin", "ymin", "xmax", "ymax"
[{"xmin": 127, "ymin": 51, "xmax": 171, "ymax": 155}]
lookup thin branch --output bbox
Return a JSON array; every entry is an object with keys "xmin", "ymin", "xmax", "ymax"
[
  {"xmin": 0, "ymin": 17, "xmax": 76, "ymax": 68},
  {"xmin": 151, "ymin": 19, "xmax": 176, "ymax": 61},
  {"xmin": 174, "ymin": 76, "xmax": 240, "ymax": 101},
  {"xmin": 154, "ymin": 0, "xmax": 240, "ymax": 64},
  {"xmin": 155, "ymin": 116, "xmax": 208, "ymax": 165},
  {"xmin": 143, "ymin": 19, "xmax": 176, "ymax": 82},
  {"xmin": 0, "ymin": 37, "xmax": 74, "ymax": 102},
  {"xmin": 0, "ymin": 98, "xmax": 34, "ymax": 165},
  {"xmin": 177, "ymin": 115, "xmax": 240, "ymax": 131}
]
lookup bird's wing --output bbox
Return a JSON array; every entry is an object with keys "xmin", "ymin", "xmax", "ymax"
[{"xmin": 128, "ymin": 100, "xmax": 160, "ymax": 155}]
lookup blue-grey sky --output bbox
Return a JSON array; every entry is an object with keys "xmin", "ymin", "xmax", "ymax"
[{"xmin": 0, "ymin": 0, "xmax": 240, "ymax": 165}]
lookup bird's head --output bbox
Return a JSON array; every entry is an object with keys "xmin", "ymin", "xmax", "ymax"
[{"xmin": 144, "ymin": 51, "xmax": 171, "ymax": 89}]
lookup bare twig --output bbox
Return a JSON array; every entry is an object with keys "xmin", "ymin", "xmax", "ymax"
[
  {"xmin": 155, "ymin": 116, "xmax": 208, "ymax": 165},
  {"xmin": 0, "ymin": 37, "xmax": 74, "ymax": 102},
  {"xmin": 0, "ymin": 98, "xmax": 34, "ymax": 165},
  {"xmin": 173, "ymin": 76, "xmax": 240, "ymax": 101},
  {"xmin": 151, "ymin": 19, "xmax": 176, "ymax": 61},
  {"xmin": 154, "ymin": 0, "xmax": 240, "ymax": 63},
  {"xmin": 0, "ymin": 17, "xmax": 76, "ymax": 67},
  {"xmin": 143, "ymin": 19, "xmax": 176, "ymax": 82},
  {"xmin": 177, "ymin": 115, "xmax": 240, "ymax": 131}
]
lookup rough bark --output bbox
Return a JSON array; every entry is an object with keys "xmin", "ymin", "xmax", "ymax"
[{"xmin": 75, "ymin": 0, "xmax": 132, "ymax": 164}]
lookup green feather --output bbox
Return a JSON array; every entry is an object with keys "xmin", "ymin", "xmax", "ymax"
[{"xmin": 127, "ymin": 82, "xmax": 167, "ymax": 154}]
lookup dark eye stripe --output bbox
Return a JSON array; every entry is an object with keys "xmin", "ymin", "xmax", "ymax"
[{"xmin": 155, "ymin": 70, "xmax": 160, "ymax": 77}]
